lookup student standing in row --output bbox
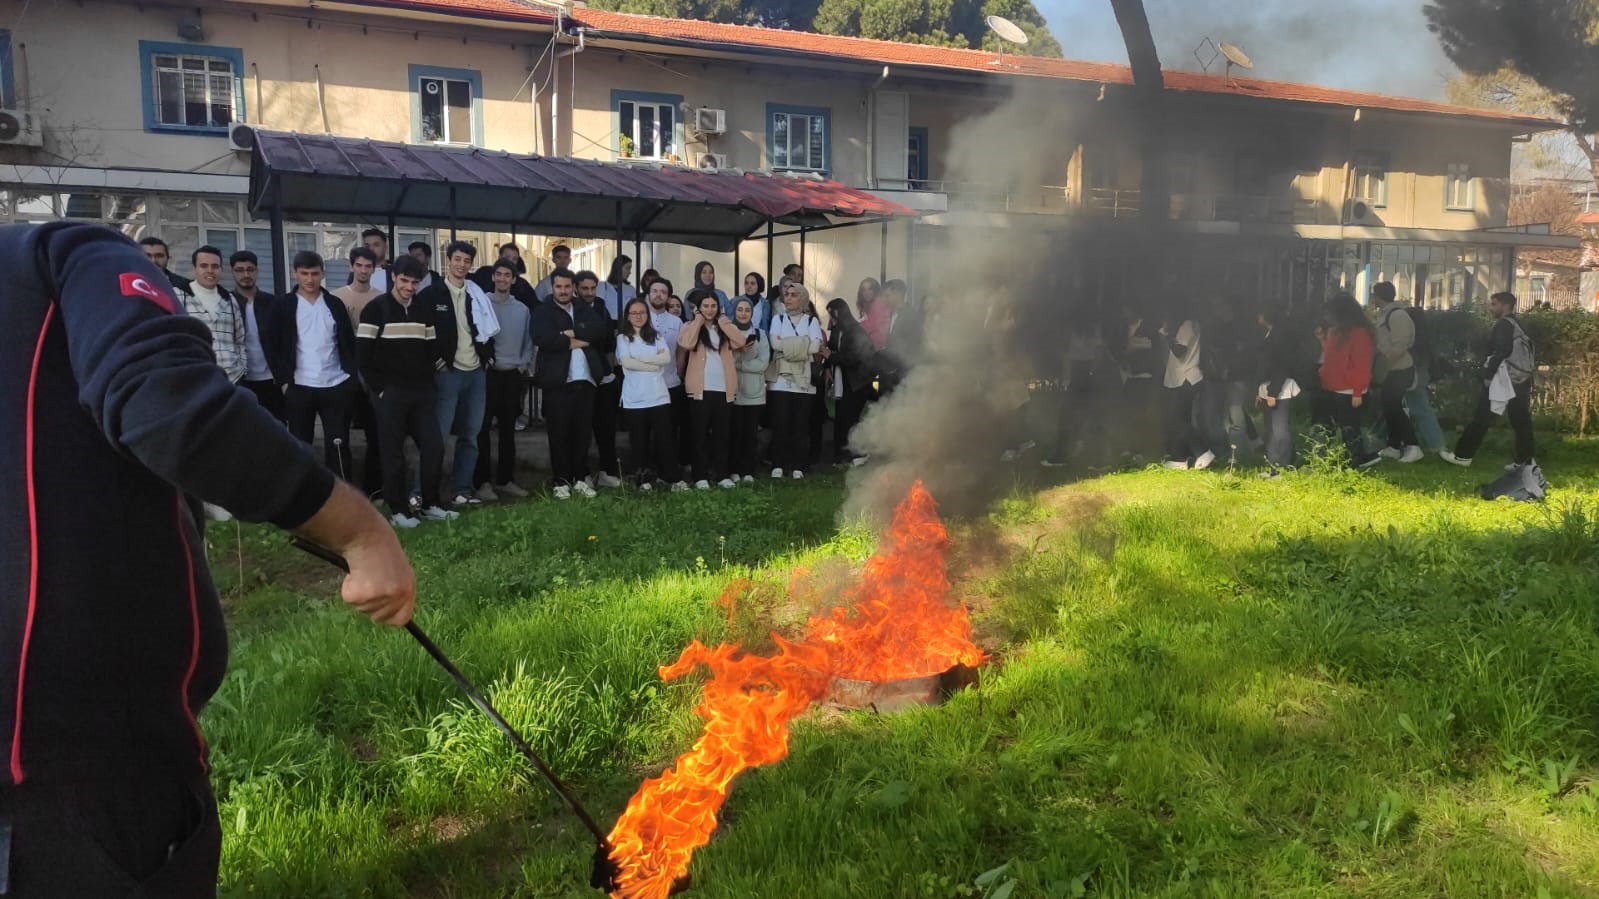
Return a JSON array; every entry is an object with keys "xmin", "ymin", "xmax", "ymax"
[
  {"xmin": 263, "ymin": 251, "xmax": 359, "ymax": 475},
  {"xmin": 616, "ymin": 298, "xmax": 687, "ymax": 491},
  {"xmin": 578, "ymin": 271, "xmax": 625, "ymax": 488},
  {"xmin": 420, "ymin": 241, "xmax": 496, "ymax": 506},
  {"xmin": 680, "ymin": 288, "xmax": 746, "ymax": 488},
  {"xmin": 825, "ymin": 297, "xmax": 878, "ymax": 465},
  {"xmin": 647, "ymin": 278, "xmax": 690, "ymax": 461},
  {"xmin": 476, "ymin": 260, "xmax": 535, "ymax": 500},
  {"xmin": 532, "ymin": 268, "xmax": 608, "ymax": 499},
  {"xmin": 767, "ymin": 282, "xmax": 824, "ymax": 479},
  {"xmin": 230, "ymin": 250, "xmax": 283, "ymax": 421},
  {"xmin": 600, "ymin": 255, "xmax": 637, "ymax": 321},
  {"xmin": 182, "ymin": 245, "xmax": 246, "ymax": 387},
  {"xmin": 730, "ymin": 297, "xmax": 771, "ymax": 482},
  {"xmin": 335, "ymin": 246, "xmax": 386, "ymax": 497}
]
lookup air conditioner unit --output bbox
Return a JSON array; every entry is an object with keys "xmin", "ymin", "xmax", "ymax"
[
  {"xmin": 0, "ymin": 110, "xmax": 45, "ymax": 148},
  {"xmin": 228, "ymin": 122, "xmax": 256, "ymax": 153},
  {"xmin": 698, "ymin": 152, "xmax": 729, "ymax": 171},
  {"xmin": 1344, "ymin": 198, "xmax": 1381, "ymax": 226},
  {"xmin": 693, "ymin": 107, "xmax": 727, "ymax": 135}
]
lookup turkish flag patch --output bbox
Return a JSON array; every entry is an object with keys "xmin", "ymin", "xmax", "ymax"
[{"xmin": 119, "ymin": 272, "xmax": 175, "ymax": 313}]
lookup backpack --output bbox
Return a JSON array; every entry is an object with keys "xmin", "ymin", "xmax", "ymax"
[
  {"xmin": 1478, "ymin": 462, "xmax": 1547, "ymax": 502},
  {"xmin": 1504, "ymin": 316, "xmax": 1535, "ymax": 383}
]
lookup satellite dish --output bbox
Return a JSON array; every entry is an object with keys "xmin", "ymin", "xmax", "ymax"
[
  {"xmin": 985, "ymin": 15, "xmax": 1029, "ymax": 46},
  {"xmin": 1219, "ymin": 42, "xmax": 1254, "ymax": 69}
]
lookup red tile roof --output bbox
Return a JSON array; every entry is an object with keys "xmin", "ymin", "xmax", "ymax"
[{"xmin": 341, "ymin": 0, "xmax": 1562, "ymax": 130}]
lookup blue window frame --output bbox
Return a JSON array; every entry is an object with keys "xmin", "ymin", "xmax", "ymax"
[
  {"xmin": 138, "ymin": 41, "xmax": 245, "ymax": 135},
  {"xmin": 766, "ymin": 103, "xmax": 830, "ymax": 173},
  {"xmin": 410, "ymin": 64, "xmax": 483, "ymax": 146},
  {"xmin": 0, "ymin": 30, "xmax": 14, "ymax": 109},
  {"xmin": 612, "ymin": 90, "xmax": 683, "ymax": 161}
]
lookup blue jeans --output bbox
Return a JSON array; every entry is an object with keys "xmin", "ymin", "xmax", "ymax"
[
  {"xmin": 1405, "ymin": 362, "xmax": 1446, "ymax": 451},
  {"xmin": 435, "ymin": 367, "xmax": 486, "ymax": 494}
]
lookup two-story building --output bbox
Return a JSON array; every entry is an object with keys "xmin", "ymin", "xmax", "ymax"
[{"xmin": 0, "ymin": 0, "xmax": 1578, "ymax": 307}]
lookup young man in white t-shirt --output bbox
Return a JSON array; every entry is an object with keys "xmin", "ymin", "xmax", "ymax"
[{"xmin": 1160, "ymin": 314, "xmax": 1215, "ymax": 471}]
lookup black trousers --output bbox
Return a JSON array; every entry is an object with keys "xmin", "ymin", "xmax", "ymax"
[
  {"xmin": 731, "ymin": 403, "xmax": 763, "ymax": 477},
  {"xmin": 1457, "ymin": 379, "xmax": 1535, "ymax": 464},
  {"xmin": 1164, "ymin": 383, "xmax": 1201, "ymax": 462},
  {"xmin": 668, "ymin": 384, "xmax": 690, "ymax": 467},
  {"xmin": 352, "ymin": 386, "xmax": 383, "ymax": 496},
  {"xmin": 689, "ymin": 392, "xmax": 733, "ymax": 481},
  {"xmin": 626, "ymin": 403, "xmax": 682, "ymax": 484},
  {"xmin": 240, "ymin": 378, "xmax": 285, "ymax": 423},
  {"xmin": 376, "ymin": 385, "xmax": 443, "ymax": 514},
  {"xmin": 592, "ymin": 377, "xmax": 623, "ymax": 477},
  {"xmin": 285, "ymin": 380, "xmax": 355, "ymax": 475},
  {"xmin": 0, "ymin": 771, "xmax": 220, "ymax": 897},
  {"xmin": 807, "ymin": 388, "xmax": 829, "ymax": 465},
  {"xmin": 1326, "ymin": 392, "xmax": 1369, "ymax": 462},
  {"xmin": 768, "ymin": 390, "xmax": 811, "ymax": 472},
  {"xmin": 834, "ymin": 387, "xmax": 874, "ymax": 458},
  {"xmin": 475, "ymin": 368, "xmax": 523, "ymax": 488},
  {"xmin": 544, "ymin": 381, "xmax": 595, "ymax": 486},
  {"xmin": 1380, "ymin": 368, "xmax": 1419, "ymax": 449}
]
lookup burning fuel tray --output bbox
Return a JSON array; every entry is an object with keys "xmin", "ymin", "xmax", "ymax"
[{"xmin": 821, "ymin": 663, "xmax": 980, "ymax": 713}]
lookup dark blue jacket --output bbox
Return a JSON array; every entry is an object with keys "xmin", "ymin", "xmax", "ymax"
[
  {"xmin": 0, "ymin": 222, "xmax": 335, "ymax": 788},
  {"xmin": 260, "ymin": 287, "xmax": 358, "ymax": 387}
]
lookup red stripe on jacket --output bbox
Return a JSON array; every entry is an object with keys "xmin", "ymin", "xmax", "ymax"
[
  {"xmin": 11, "ymin": 303, "xmax": 56, "ymax": 783},
  {"xmin": 173, "ymin": 493, "xmax": 209, "ymax": 771}
]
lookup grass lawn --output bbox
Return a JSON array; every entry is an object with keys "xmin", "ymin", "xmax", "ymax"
[{"xmin": 206, "ymin": 433, "xmax": 1599, "ymax": 898}]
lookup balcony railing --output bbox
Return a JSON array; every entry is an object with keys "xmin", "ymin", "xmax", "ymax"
[{"xmin": 902, "ymin": 181, "xmax": 1326, "ymax": 223}]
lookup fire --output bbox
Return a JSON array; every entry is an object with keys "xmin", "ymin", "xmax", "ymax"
[{"xmin": 606, "ymin": 481, "xmax": 983, "ymax": 898}]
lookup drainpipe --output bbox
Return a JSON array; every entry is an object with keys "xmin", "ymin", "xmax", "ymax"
[
  {"xmin": 869, "ymin": 65, "xmax": 895, "ymax": 187},
  {"xmin": 314, "ymin": 64, "xmax": 330, "ymax": 133},
  {"xmin": 551, "ymin": 21, "xmax": 586, "ymax": 157}
]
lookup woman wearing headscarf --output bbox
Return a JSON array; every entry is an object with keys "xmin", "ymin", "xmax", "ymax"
[
  {"xmin": 766, "ymin": 282, "xmax": 825, "ymax": 478},
  {"xmin": 857, "ymin": 277, "xmax": 890, "ymax": 349},
  {"xmin": 599, "ymin": 254, "xmax": 636, "ymax": 321},
  {"xmin": 679, "ymin": 287, "xmax": 746, "ymax": 488},
  {"xmin": 693, "ymin": 261, "xmax": 731, "ymax": 317},
  {"xmin": 730, "ymin": 297, "xmax": 771, "ymax": 482},
  {"xmin": 739, "ymin": 272, "xmax": 770, "ymax": 334},
  {"xmin": 825, "ymin": 297, "xmax": 878, "ymax": 465},
  {"xmin": 616, "ymin": 298, "xmax": 687, "ymax": 491}
]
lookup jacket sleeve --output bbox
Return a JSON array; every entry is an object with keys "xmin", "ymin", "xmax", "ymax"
[
  {"xmin": 718, "ymin": 317, "xmax": 747, "ymax": 350},
  {"xmin": 1484, "ymin": 318, "xmax": 1514, "ymax": 379},
  {"xmin": 356, "ymin": 301, "xmax": 384, "ymax": 394},
  {"xmin": 531, "ymin": 304, "xmax": 572, "ymax": 352},
  {"xmin": 34, "ymin": 222, "xmax": 334, "ymax": 528},
  {"xmin": 678, "ymin": 316, "xmax": 703, "ymax": 349},
  {"xmin": 518, "ymin": 309, "xmax": 535, "ymax": 371}
]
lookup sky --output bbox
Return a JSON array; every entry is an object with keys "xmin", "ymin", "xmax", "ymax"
[{"xmin": 1032, "ymin": 0, "xmax": 1461, "ymax": 101}]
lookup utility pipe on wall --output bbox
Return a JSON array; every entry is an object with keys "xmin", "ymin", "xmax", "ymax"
[{"xmin": 865, "ymin": 65, "xmax": 890, "ymax": 189}]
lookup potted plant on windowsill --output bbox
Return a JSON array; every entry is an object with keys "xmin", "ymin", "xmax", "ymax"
[{"xmin": 620, "ymin": 135, "xmax": 636, "ymax": 159}]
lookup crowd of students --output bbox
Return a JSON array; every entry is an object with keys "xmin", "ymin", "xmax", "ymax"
[
  {"xmin": 1018, "ymin": 281, "xmax": 1537, "ymax": 478},
  {"xmin": 136, "ymin": 231, "xmax": 926, "ymax": 528}
]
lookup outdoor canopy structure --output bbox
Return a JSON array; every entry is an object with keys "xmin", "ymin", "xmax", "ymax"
[{"xmin": 246, "ymin": 129, "xmax": 919, "ymax": 293}]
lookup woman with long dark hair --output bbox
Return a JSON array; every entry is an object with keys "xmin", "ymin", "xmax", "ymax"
[
  {"xmin": 616, "ymin": 298, "xmax": 686, "ymax": 491},
  {"xmin": 678, "ymin": 287, "xmax": 746, "ymax": 487},
  {"xmin": 824, "ymin": 297, "xmax": 878, "ymax": 464},
  {"xmin": 857, "ymin": 277, "xmax": 889, "ymax": 349},
  {"xmin": 1318, "ymin": 293, "xmax": 1377, "ymax": 467},
  {"xmin": 600, "ymin": 254, "xmax": 636, "ymax": 320},
  {"xmin": 730, "ymin": 297, "xmax": 771, "ymax": 481}
]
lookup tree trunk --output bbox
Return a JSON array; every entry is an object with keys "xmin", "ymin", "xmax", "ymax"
[{"xmin": 1108, "ymin": 0, "xmax": 1169, "ymax": 224}]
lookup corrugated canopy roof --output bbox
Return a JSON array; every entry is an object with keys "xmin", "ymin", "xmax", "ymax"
[{"xmin": 247, "ymin": 131, "xmax": 918, "ymax": 251}]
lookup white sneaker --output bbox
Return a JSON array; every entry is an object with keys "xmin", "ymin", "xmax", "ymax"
[
  {"xmin": 596, "ymin": 472, "xmax": 623, "ymax": 489},
  {"xmin": 1439, "ymin": 451, "xmax": 1472, "ymax": 468},
  {"xmin": 203, "ymin": 502, "xmax": 233, "ymax": 522},
  {"xmin": 639, "ymin": 481, "xmax": 654, "ymax": 492},
  {"xmin": 496, "ymin": 481, "xmax": 529, "ymax": 498},
  {"xmin": 851, "ymin": 454, "xmax": 870, "ymax": 467},
  {"xmin": 791, "ymin": 470, "xmax": 805, "ymax": 480},
  {"xmin": 419, "ymin": 506, "xmax": 459, "ymax": 521},
  {"xmin": 694, "ymin": 479, "xmax": 711, "ymax": 490},
  {"xmin": 390, "ymin": 513, "xmax": 420, "ymax": 529},
  {"xmin": 1399, "ymin": 445, "xmax": 1424, "ymax": 464},
  {"xmin": 553, "ymin": 485, "xmax": 572, "ymax": 500},
  {"xmin": 718, "ymin": 478, "xmax": 737, "ymax": 489},
  {"xmin": 1379, "ymin": 447, "xmax": 1402, "ymax": 460},
  {"xmin": 1193, "ymin": 450, "xmax": 1216, "ymax": 470},
  {"xmin": 1163, "ymin": 460, "xmax": 1190, "ymax": 471},
  {"xmin": 741, "ymin": 474, "xmax": 754, "ymax": 483},
  {"xmin": 1258, "ymin": 470, "xmax": 1281, "ymax": 480},
  {"xmin": 771, "ymin": 468, "xmax": 785, "ymax": 479},
  {"xmin": 451, "ymin": 492, "xmax": 481, "ymax": 507},
  {"xmin": 573, "ymin": 480, "xmax": 597, "ymax": 498},
  {"xmin": 475, "ymin": 483, "xmax": 499, "ymax": 503},
  {"xmin": 671, "ymin": 481, "xmax": 690, "ymax": 492}
]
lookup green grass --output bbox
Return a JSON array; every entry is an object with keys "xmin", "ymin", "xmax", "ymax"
[{"xmin": 206, "ymin": 435, "xmax": 1599, "ymax": 898}]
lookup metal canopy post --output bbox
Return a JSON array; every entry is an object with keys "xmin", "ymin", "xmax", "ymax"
[
  {"xmin": 765, "ymin": 220, "xmax": 774, "ymax": 295},
  {"xmin": 880, "ymin": 219, "xmax": 888, "ymax": 283},
  {"xmin": 449, "ymin": 185, "xmax": 458, "ymax": 241},
  {"xmin": 799, "ymin": 226, "xmax": 807, "ymax": 272},
  {"xmin": 270, "ymin": 182, "xmax": 287, "ymax": 296},
  {"xmin": 386, "ymin": 215, "xmax": 397, "ymax": 268},
  {"xmin": 634, "ymin": 232, "xmax": 643, "ymax": 294}
]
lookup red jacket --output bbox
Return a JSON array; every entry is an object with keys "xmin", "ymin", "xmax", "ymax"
[{"xmin": 1319, "ymin": 328, "xmax": 1374, "ymax": 397}]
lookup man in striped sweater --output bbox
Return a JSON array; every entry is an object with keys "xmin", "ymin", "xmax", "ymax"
[{"xmin": 0, "ymin": 222, "xmax": 415, "ymax": 895}]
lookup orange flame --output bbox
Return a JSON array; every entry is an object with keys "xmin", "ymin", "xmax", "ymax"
[{"xmin": 607, "ymin": 481, "xmax": 983, "ymax": 898}]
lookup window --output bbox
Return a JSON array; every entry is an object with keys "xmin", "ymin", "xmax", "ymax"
[
  {"xmin": 613, "ymin": 90, "xmax": 681, "ymax": 160},
  {"xmin": 907, "ymin": 126, "xmax": 929, "ymax": 188},
  {"xmin": 767, "ymin": 104, "xmax": 830, "ymax": 172},
  {"xmin": 409, "ymin": 65, "xmax": 482, "ymax": 146},
  {"xmin": 138, "ymin": 41, "xmax": 244, "ymax": 134},
  {"xmin": 0, "ymin": 30, "xmax": 13, "ymax": 109},
  {"xmin": 1446, "ymin": 163, "xmax": 1475, "ymax": 210},
  {"xmin": 1352, "ymin": 152, "xmax": 1387, "ymax": 206}
]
